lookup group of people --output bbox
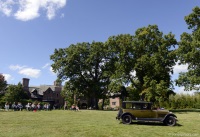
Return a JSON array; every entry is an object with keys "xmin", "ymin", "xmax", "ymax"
[
  {"xmin": 63, "ymin": 101, "xmax": 80, "ymax": 111},
  {"xmin": 25, "ymin": 102, "xmax": 51, "ymax": 111},
  {"xmin": 4, "ymin": 102, "xmax": 51, "ymax": 111},
  {"xmin": 4, "ymin": 102, "xmax": 81, "ymax": 111},
  {"xmin": 4, "ymin": 102, "xmax": 23, "ymax": 111},
  {"xmin": 70, "ymin": 104, "xmax": 80, "ymax": 111}
]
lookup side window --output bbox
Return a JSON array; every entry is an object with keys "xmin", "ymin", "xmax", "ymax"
[
  {"xmin": 142, "ymin": 103, "xmax": 147, "ymax": 109},
  {"xmin": 132, "ymin": 104, "xmax": 135, "ymax": 109},
  {"xmin": 136, "ymin": 103, "xmax": 141, "ymax": 110},
  {"xmin": 142, "ymin": 103, "xmax": 151, "ymax": 110},
  {"xmin": 124, "ymin": 103, "xmax": 132, "ymax": 109},
  {"xmin": 132, "ymin": 103, "xmax": 141, "ymax": 110},
  {"xmin": 126, "ymin": 103, "xmax": 132, "ymax": 109}
]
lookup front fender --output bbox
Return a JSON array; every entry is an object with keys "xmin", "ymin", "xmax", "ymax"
[{"xmin": 163, "ymin": 113, "xmax": 177, "ymax": 122}]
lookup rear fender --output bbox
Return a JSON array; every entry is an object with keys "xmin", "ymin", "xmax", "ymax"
[{"xmin": 121, "ymin": 112, "xmax": 135, "ymax": 120}]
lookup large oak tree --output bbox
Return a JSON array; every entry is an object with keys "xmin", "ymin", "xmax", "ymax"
[
  {"xmin": 106, "ymin": 25, "xmax": 177, "ymax": 102},
  {"xmin": 51, "ymin": 42, "xmax": 113, "ymax": 109}
]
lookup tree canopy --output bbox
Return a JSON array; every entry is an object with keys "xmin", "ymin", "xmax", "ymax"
[
  {"xmin": 176, "ymin": 6, "xmax": 200, "ymax": 91},
  {"xmin": 51, "ymin": 42, "xmax": 114, "ymax": 109},
  {"xmin": 106, "ymin": 25, "xmax": 177, "ymax": 102},
  {"xmin": 51, "ymin": 24, "xmax": 178, "ymax": 108},
  {"xmin": 3, "ymin": 83, "xmax": 29, "ymax": 103},
  {"xmin": 0, "ymin": 74, "xmax": 7, "ymax": 92}
]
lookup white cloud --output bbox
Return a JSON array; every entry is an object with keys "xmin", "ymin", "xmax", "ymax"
[
  {"xmin": 9, "ymin": 65, "xmax": 41, "ymax": 78},
  {"xmin": 9, "ymin": 64, "xmax": 26, "ymax": 70},
  {"xmin": 173, "ymin": 61, "xmax": 188, "ymax": 74},
  {"xmin": 0, "ymin": 0, "xmax": 15, "ymax": 16},
  {"xmin": 14, "ymin": 0, "xmax": 41, "ymax": 21},
  {"xmin": 19, "ymin": 68, "xmax": 41, "ymax": 78},
  {"xmin": 2, "ymin": 73, "xmax": 14, "ymax": 82},
  {"xmin": 0, "ymin": 0, "xmax": 67, "ymax": 21},
  {"xmin": 49, "ymin": 66, "xmax": 56, "ymax": 75},
  {"xmin": 42, "ymin": 63, "xmax": 50, "ymax": 69}
]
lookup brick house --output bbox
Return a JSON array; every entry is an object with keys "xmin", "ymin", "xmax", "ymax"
[
  {"xmin": 22, "ymin": 78, "xmax": 64, "ymax": 108},
  {"xmin": 109, "ymin": 97, "xmax": 120, "ymax": 108},
  {"xmin": 22, "ymin": 78, "xmax": 121, "ymax": 109}
]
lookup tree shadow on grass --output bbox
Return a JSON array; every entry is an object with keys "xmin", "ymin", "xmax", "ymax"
[
  {"xmin": 171, "ymin": 109, "xmax": 200, "ymax": 113},
  {"xmin": 119, "ymin": 121, "xmax": 183, "ymax": 127}
]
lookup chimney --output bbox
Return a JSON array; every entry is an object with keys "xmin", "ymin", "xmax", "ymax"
[
  {"xmin": 22, "ymin": 78, "xmax": 29, "ymax": 88},
  {"xmin": 54, "ymin": 80, "xmax": 61, "ymax": 87}
]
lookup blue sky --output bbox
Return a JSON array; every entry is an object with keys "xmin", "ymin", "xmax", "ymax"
[{"xmin": 0, "ymin": 0, "xmax": 199, "ymax": 93}]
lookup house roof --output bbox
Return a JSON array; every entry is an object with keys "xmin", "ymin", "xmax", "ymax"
[{"xmin": 28, "ymin": 85, "xmax": 63, "ymax": 95}]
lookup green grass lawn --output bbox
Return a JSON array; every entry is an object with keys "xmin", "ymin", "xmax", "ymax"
[{"xmin": 0, "ymin": 110, "xmax": 199, "ymax": 137}]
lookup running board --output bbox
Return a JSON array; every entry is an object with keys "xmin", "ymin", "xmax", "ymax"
[{"xmin": 135, "ymin": 118, "xmax": 163, "ymax": 122}]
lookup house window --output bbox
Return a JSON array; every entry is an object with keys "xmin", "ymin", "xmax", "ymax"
[{"xmin": 112, "ymin": 102, "xmax": 116, "ymax": 105}]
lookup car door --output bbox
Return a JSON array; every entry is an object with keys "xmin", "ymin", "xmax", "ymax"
[
  {"xmin": 138, "ymin": 103, "xmax": 157, "ymax": 118},
  {"xmin": 123, "ymin": 103, "xmax": 142, "ymax": 118}
]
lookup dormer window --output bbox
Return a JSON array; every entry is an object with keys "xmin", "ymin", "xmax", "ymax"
[
  {"xmin": 31, "ymin": 89, "xmax": 38, "ymax": 95},
  {"xmin": 33, "ymin": 90, "xmax": 37, "ymax": 95}
]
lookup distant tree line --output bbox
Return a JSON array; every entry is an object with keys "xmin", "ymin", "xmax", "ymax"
[
  {"xmin": 158, "ymin": 93, "xmax": 200, "ymax": 109},
  {"xmin": 0, "ymin": 74, "xmax": 29, "ymax": 107}
]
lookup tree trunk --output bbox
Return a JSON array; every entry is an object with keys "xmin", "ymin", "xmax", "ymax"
[
  {"xmin": 94, "ymin": 97, "xmax": 99, "ymax": 110},
  {"xmin": 101, "ymin": 98, "xmax": 105, "ymax": 110}
]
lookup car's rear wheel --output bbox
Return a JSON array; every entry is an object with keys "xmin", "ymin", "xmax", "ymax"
[
  {"xmin": 122, "ymin": 115, "xmax": 132, "ymax": 124},
  {"xmin": 164, "ymin": 116, "xmax": 176, "ymax": 126}
]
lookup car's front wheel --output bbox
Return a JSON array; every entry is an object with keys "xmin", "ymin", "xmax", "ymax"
[
  {"xmin": 164, "ymin": 116, "xmax": 176, "ymax": 126},
  {"xmin": 122, "ymin": 115, "xmax": 132, "ymax": 124}
]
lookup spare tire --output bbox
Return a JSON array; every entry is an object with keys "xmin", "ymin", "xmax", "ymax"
[{"xmin": 117, "ymin": 108, "xmax": 123, "ymax": 118}]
